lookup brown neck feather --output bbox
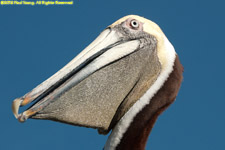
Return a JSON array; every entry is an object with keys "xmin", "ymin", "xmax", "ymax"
[{"xmin": 116, "ymin": 55, "xmax": 183, "ymax": 150}]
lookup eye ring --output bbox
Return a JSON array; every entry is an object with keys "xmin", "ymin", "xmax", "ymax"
[{"xmin": 130, "ymin": 19, "xmax": 139, "ymax": 29}]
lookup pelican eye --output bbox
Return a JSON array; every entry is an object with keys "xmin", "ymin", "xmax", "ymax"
[{"xmin": 130, "ymin": 19, "xmax": 139, "ymax": 29}]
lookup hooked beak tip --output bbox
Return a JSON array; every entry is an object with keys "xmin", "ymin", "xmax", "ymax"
[
  {"xmin": 12, "ymin": 98, "xmax": 23, "ymax": 119},
  {"xmin": 12, "ymin": 98, "xmax": 36, "ymax": 123}
]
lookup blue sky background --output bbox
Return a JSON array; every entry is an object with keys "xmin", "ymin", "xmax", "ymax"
[{"xmin": 1, "ymin": 0, "xmax": 225, "ymax": 149}]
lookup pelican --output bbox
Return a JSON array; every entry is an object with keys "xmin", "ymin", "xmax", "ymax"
[{"xmin": 12, "ymin": 15, "xmax": 183, "ymax": 150}]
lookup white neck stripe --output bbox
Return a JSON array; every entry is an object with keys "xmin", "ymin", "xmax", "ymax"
[{"xmin": 104, "ymin": 36, "xmax": 176, "ymax": 150}]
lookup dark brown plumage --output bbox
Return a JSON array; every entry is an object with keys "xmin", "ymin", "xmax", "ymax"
[{"xmin": 117, "ymin": 56, "xmax": 183, "ymax": 150}]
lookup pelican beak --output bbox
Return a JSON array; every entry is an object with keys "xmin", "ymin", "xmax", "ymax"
[{"xmin": 12, "ymin": 27, "xmax": 141, "ymax": 123}]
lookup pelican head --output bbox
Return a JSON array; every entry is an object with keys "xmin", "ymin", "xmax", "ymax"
[{"xmin": 12, "ymin": 15, "xmax": 183, "ymax": 150}]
